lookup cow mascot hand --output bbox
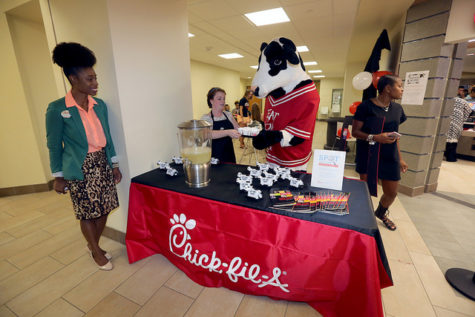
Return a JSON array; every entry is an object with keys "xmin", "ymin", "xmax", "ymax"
[{"xmin": 251, "ymin": 37, "xmax": 320, "ymax": 170}]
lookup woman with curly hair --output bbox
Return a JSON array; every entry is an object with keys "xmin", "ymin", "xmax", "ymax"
[{"xmin": 46, "ymin": 42, "xmax": 121, "ymax": 270}]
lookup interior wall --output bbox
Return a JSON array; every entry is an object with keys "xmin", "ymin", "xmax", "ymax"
[
  {"xmin": 381, "ymin": 15, "xmax": 406, "ymax": 74},
  {"xmin": 446, "ymin": 0, "xmax": 475, "ymax": 43},
  {"xmin": 190, "ymin": 60, "xmax": 242, "ymax": 118},
  {"xmin": 106, "ymin": 0, "xmax": 193, "ymax": 231},
  {"xmin": 7, "ymin": 8, "xmax": 58, "ymax": 183},
  {"xmin": 317, "ymin": 77, "xmax": 344, "ymax": 118},
  {"xmin": 341, "ymin": 61, "xmax": 366, "ymax": 117},
  {"xmin": 0, "ymin": 12, "xmax": 47, "ymax": 188},
  {"xmin": 45, "ymin": 0, "xmax": 129, "ymax": 231}
]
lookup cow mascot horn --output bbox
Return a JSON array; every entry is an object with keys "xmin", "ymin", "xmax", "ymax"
[{"xmin": 251, "ymin": 37, "xmax": 320, "ymax": 171}]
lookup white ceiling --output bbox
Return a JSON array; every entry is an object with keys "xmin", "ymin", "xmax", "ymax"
[
  {"xmin": 6, "ymin": 0, "xmax": 475, "ymax": 78},
  {"xmin": 187, "ymin": 0, "xmax": 414, "ymax": 79}
]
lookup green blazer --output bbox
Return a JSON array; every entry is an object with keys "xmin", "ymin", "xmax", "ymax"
[{"xmin": 46, "ymin": 97, "xmax": 117, "ymax": 180}]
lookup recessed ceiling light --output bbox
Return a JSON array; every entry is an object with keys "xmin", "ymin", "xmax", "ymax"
[
  {"xmin": 244, "ymin": 8, "xmax": 290, "ymax": 26},
  {"xmin": 250, "ymin": 65, "xmax": 258, "ymax": 69},
  {"xmin": 468, "ymin": 53, "xmax": 475, "ymax": 56},
  {"xmin": 313, "ymin": 75, "xmax": 325, "ymax": 78},
  {"xmin": 468, "ymin": 39, "xmax": 475, "ymax": 42},
  {"xmin": 218, "ymin": 53, "xmax": 244, "ymax": 59},
  {"xmin": 304, "ymin": 61, "xmax": 318, "ymax": 66},
  {"xmin": 308, "ymin": 70, "xmax": 322, "ymax": 73},
  {"xmin": 188, "ymin": 33, "xmax": 195, "ymax": 38},
  {"xmin": 297, "ymin": 46, "xmax": 309, "ymax": 52},
  {"xmin": 247, "ymin": 77, "xmax": 251, "ymax": 79}
]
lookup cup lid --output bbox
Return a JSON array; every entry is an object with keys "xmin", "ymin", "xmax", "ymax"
[{"xmin": 178, "ymin": 120, "xmax": 212, "ymax": 129}]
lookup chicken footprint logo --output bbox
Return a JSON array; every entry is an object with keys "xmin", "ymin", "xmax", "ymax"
[{"xmin": 169, "ymin": 213, "xmax": 196, "ymax": 255}]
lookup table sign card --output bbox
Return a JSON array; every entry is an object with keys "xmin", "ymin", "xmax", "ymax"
[{"xmin": 311, "ymin": 149, "xmax": 346, "ymax": 190}]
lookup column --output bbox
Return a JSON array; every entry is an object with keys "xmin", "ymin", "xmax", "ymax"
[{"xmin": 397, "ymin": 0, "xmax": 464, "ymax": 196}]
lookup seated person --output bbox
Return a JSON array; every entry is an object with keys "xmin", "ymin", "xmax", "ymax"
[
  {"xmin": 249, "ymin": 103, "xmax": 264, "ymax": 130},
  {"xmin": 201, "ymin": 87, "xmax": 241, "ymax": 163}
]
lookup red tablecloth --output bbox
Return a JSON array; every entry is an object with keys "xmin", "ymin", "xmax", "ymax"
[{"xmin": 126, "ymin": 181, "xmax": 392, "ymax": 317}]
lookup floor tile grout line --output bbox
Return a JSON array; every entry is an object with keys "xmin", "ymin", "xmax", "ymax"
[
  {"xmin": 60, "ymin": 296, "xmax": 87, "ymax": 315},
  {"xmin": 407, "ymin": 250, "xmax": 451, "ymax": 317},
  {"xmin": 282, "ymin": 301, "xmax": 289, "ymax": 317},
  {"xmin": 4, "ymin": 258, "xmax": 22, "ymax": 271},
  {"xmin": 162, "ymin": 284, "xmax": 197, "ymax": 301},
  {"xmin": 232, "ymin": 293, "xmax": 245, "ymax": 317},
  {"xmin": 180, "ymin": 286, "xmax": 206, "ymax": 317},
  {"xmin": 3, "ymin": 305, "xmax": 19, "ymax": 317},
  {"xmin": 0, "ymin": 255, "xmax": 65, "ymax": 292},
  {"xmin": 430, "ymin": 192, "xmax": 475, "ymax": 209},
  {"xmin": 432, "ymin": 304, "xmax": 474, "ymax": 317},
  {"xmin": 2, "ymin": 256, "xmax": 71, "ymax": 310}
]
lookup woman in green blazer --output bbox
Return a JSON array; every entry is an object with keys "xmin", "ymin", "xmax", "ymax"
[{"xmin": 46, "ymin": 42, "xmax": 121, "ymax": 271}]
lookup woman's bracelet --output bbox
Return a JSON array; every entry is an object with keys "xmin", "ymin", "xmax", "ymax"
[
  {"xmin": 112, "ymin": 163, "xmax": 119, "ymax": 169},
  {"xmin": 367, "ymin": 134, "xmax": 376, "ymax": 145}
]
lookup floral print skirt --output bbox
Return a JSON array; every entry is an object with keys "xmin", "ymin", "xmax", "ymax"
[{"xmin": 68, "ymin": 149, "xmax": 119, "ymax": 220}]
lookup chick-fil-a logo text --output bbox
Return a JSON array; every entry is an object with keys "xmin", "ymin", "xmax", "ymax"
[{"xmin": 169, "ymin": 213, "xmax": 289, "ymax": 293}]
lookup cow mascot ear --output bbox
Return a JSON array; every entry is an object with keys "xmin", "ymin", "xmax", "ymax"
[
  {"xmin": 260, "ymin": 42, "xmax": 268, "ymax": 52},
  {"xmin": 280, "ymin": 37, "xmax": 299, "ymax": 65}
]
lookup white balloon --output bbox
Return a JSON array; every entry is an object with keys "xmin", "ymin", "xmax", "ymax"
[{"xmin": 352, "ymin": 72, "xmax": 372, "ymax": 90}]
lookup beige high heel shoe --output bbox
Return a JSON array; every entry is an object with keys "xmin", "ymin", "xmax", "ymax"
[
  {"xmin": 89, "ymin": 251, "xmax": 114, "ymax": 271},
  {"xmin": 87, "ymin": 246, "xmax": 112, "ymax": 260}
]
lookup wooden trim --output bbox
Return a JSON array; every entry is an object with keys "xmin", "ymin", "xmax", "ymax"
[
  {"xmin": 0, "ymin": 180, "xmax": 54, "ymax": 197},
  {"xmin": 102, "ymin": 226, "xmax": 125, "ymax": 245},
  {"xmin": 398, "ymin": 184, "xmax": 425, "ymax": 197}
]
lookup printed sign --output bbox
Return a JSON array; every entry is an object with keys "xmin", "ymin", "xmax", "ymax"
[
  {"xmin": 311, "ymin": 149, "xmax": 346, "ymax": 190},
  {"xmin": 401, "ymin": 70, "xmax": 429, "ymax": 105},
  {"xmin": 169, "ymin": 213, "xmax": 290, "ymax": 293}
]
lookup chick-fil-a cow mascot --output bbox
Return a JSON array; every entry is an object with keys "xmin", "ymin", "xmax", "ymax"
[{"xmin": 252, "ymin": 37, "xmax": 320, "ymax": 170}]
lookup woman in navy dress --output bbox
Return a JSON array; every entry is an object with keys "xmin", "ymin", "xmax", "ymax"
[{"xmin": 352, "ymin": 75, "xmax": 408, "ymax": 231}]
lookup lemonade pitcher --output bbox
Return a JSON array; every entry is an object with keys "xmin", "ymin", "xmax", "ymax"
[{"xmin": 177, "ymin": 120, "xmax": 212, "ymax": 187}]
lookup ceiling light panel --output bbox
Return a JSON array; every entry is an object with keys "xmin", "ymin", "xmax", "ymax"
[
  {"xmin": 308, "ymin": 70, "xmax": 322, "ymax": 73},
  {"xmin": 250, "ymin": 65, "xmax": 258, "ymax": 69},
  {"xmin": 297, "ymin": 46, "xmax": 309, "ymax": 52},
  {"xmin": 218, "ymin": 53, "xmax": 244, "ymax": 59},
  {"xmin": 304, "ymin": 61, "xmax": 318, "ymax": 66},
  {"xmin": 313, "ymin": 75, "xmax": 325, "ymax": 78},
  {"xmin": 244, "ymin": 8, "xmax": 290, "ymax": 26},
  {"xmin": 188, "ymin": 33, "xmax": 195, "ymax": 38}
]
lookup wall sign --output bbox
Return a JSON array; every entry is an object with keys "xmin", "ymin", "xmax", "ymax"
[{"xmin": 401, "ymin": 70, "xmax": 430, "ymax": 105}]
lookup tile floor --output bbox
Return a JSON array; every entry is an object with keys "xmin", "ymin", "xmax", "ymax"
[{"xmin": 1, "ymin": 125, "xmax": 474, "ymax": 316}]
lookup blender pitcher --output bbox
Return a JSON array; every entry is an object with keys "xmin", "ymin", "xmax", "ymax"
[{"xmin": 177, "ymin": 120, "xmax": 212, "ymax": 188}]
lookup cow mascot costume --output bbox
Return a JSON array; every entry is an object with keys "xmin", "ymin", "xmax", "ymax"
[{"xmin": 252, "ymin": 37, "xmax": 320, "ymax": 171}]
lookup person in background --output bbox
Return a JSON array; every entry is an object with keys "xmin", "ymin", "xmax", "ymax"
[
  {"xmin": 444, "ymin": 97, "xmax": 472, "ymax": 162},
  {"xmin": 201, "ymin": 87, "xmax": 241, "ymax": 163},
  {"xmin": 352, "ymin": 75, "xmax": 407, "ymax": 231},
  {"xmin": 225, "ymin": 104, "xmax": 230, "ymax": 111},
  {"xmin": 249, "ymin": 103, "xmax": 264, "ymax": 130},
  {"xmin": 457, "ymin": 85, "xmax": 466, "ymax": 98},
  {"xmin": 238, "ymin": 90, "xmax": 253, "ymax": 148},
  {"xmin": 464, "ymin": 87, "xmax": 475, "ymax": 101},
  {"xmin": 232, "ymin": 101, "xmax": 240, "ymax": 119},
  {"xmin": 46, "ymin": 42, "xmax": 121, "ymax": 271}
]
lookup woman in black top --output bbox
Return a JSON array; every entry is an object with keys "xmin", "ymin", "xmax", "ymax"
[
  {"xmin": 352, "ymin": 75, "xmax": 408, "ymax": 231},
  {"xmin": 238, "ymin": 90, "xmax": 253, "ymax": 148},
  {"xmin": 201, "ymin": 87, "xmax": 241, "ymax": 163}
]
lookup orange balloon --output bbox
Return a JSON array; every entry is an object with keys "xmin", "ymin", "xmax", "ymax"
[
  {"xmin": 337, "ymin": 128, "xmax": 351, "ymax": 139},
  {"xmin": 372, "ymin": 71, "xmax": 392, "ymax": 89},
  {"xmin": 349, "ymin": 101, "xmax": 361, "ymax": 114}
]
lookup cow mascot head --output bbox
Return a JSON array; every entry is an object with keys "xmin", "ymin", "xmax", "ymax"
[{"xmin": 251, "ymin": 37, "xmax": 320, "ymax": 171}]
